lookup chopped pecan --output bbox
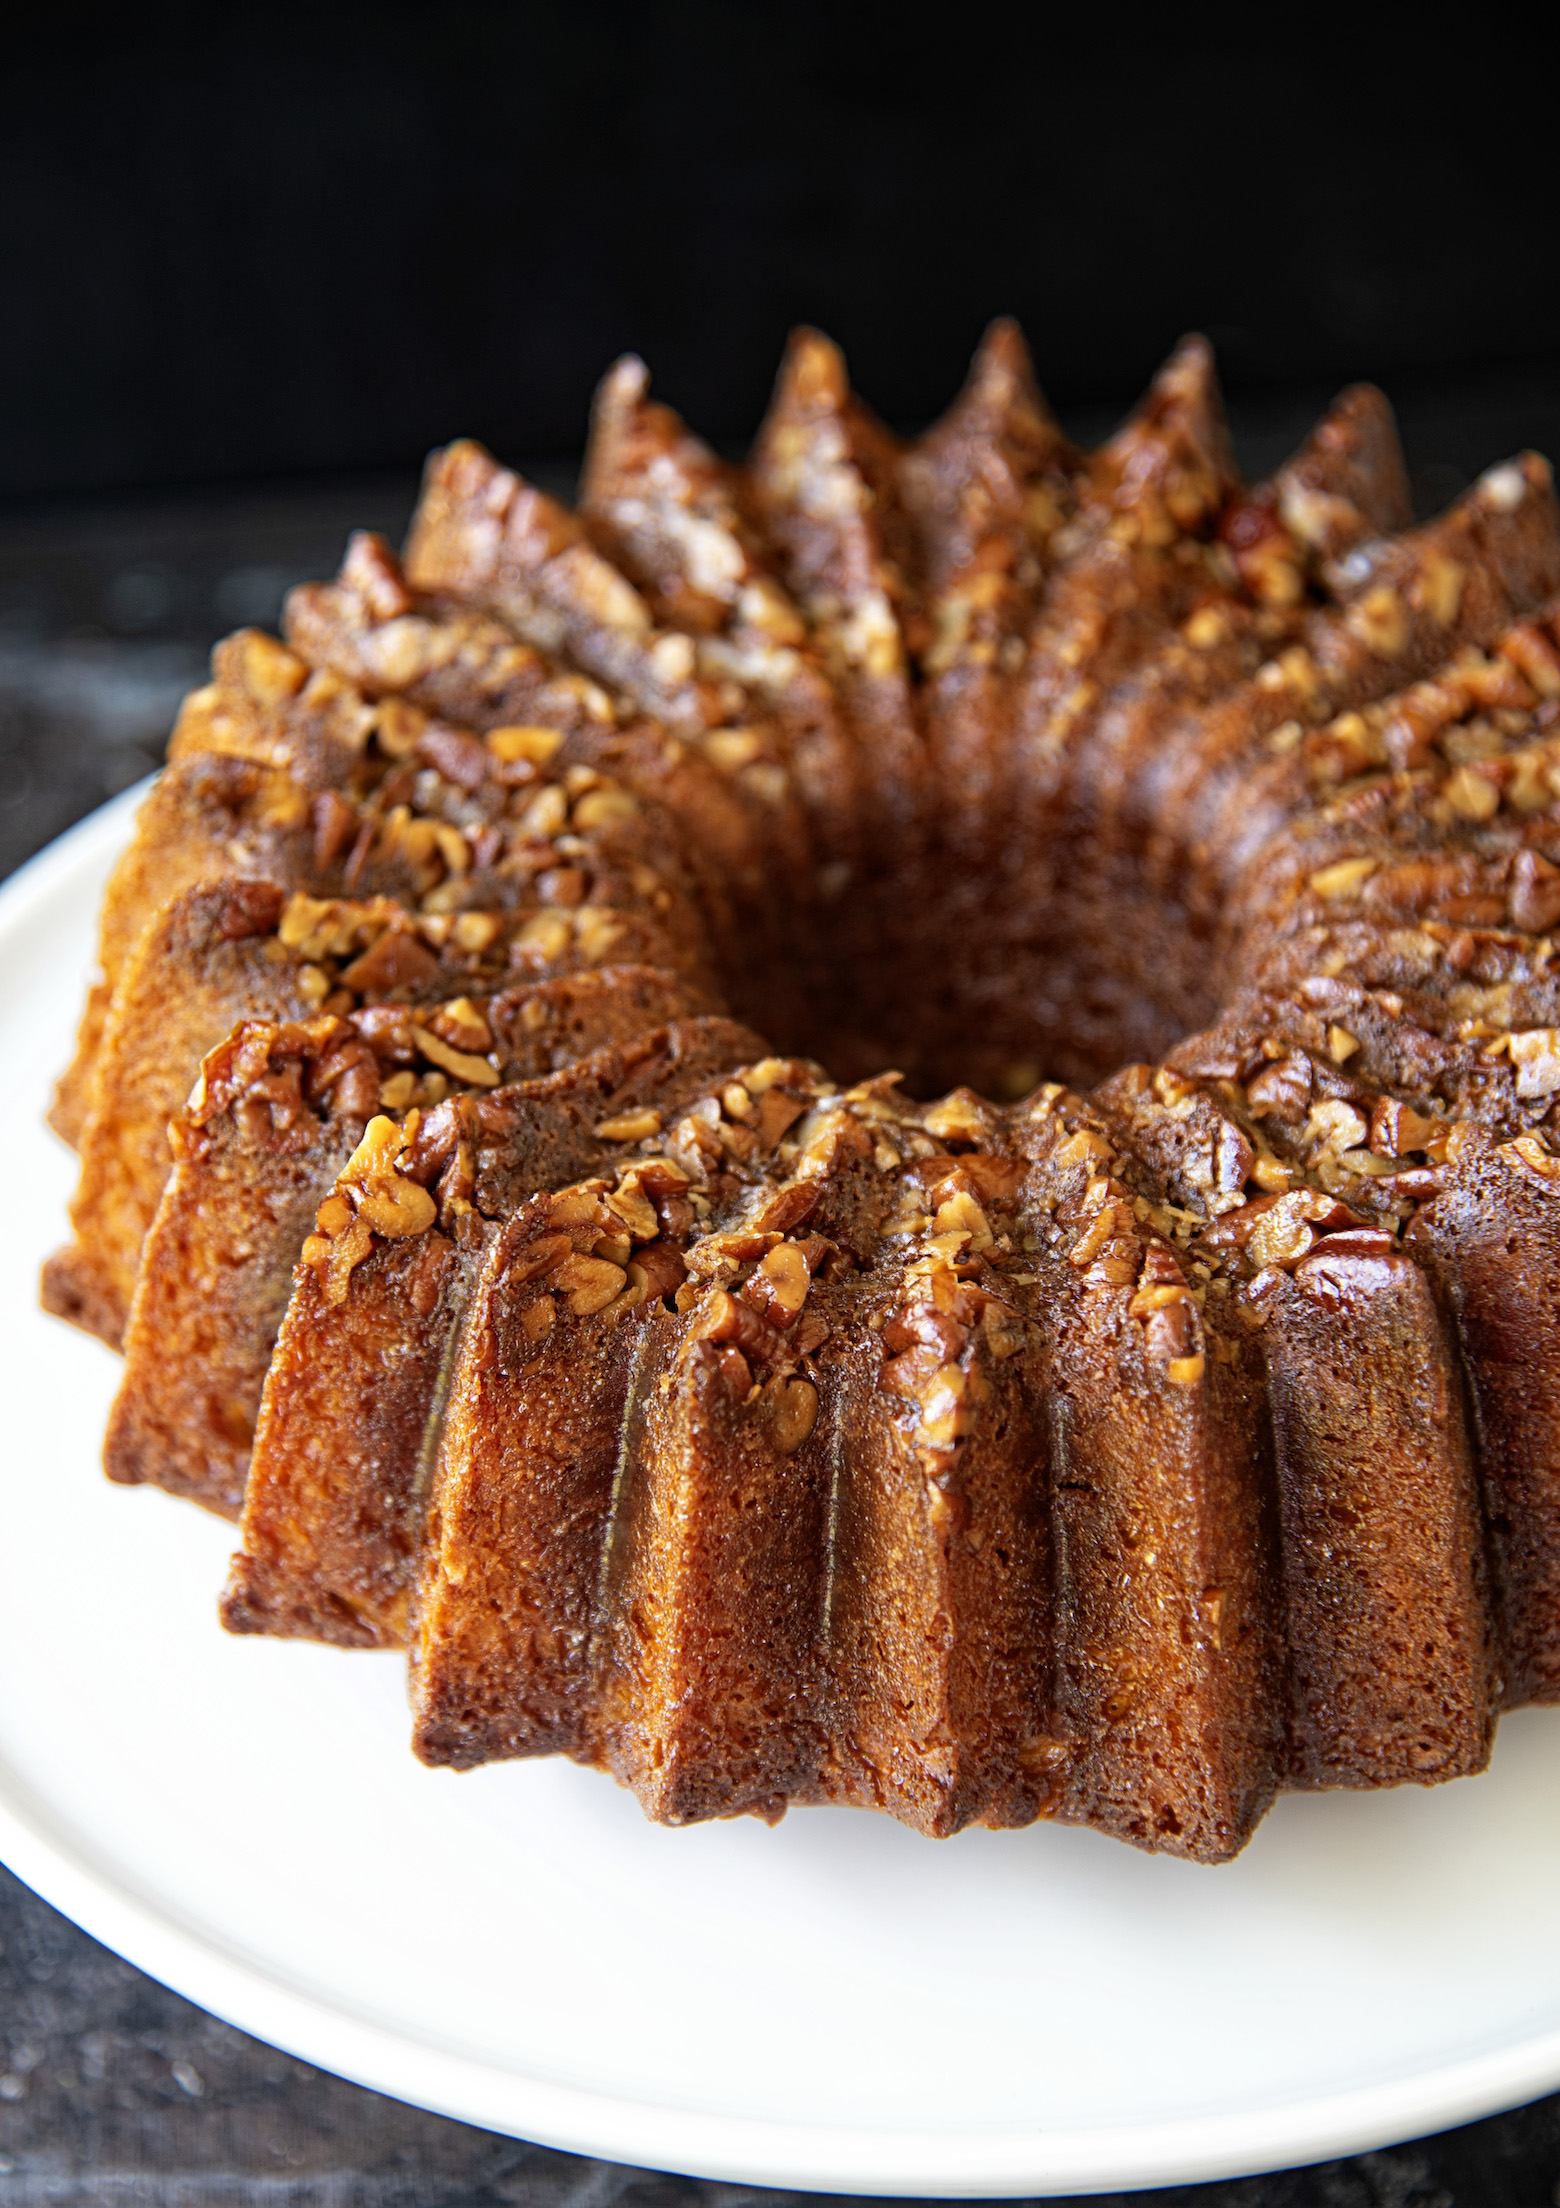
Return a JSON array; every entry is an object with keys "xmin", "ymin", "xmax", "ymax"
[
  {"xmin": 1509, "ymin": 1029, "xmax": 1560, "ymax": 1100},
  {"xmin": 1294, "ymin": 1232, "xmax": 1403, "ymax": 1308},
  {"xmin": 487, "ymin": 724, "xmax": 563, "ymax": 768},
  {"xmin": 410, "ymin": 1023, "xmax": 499, "ymax": 1088},
  {"xmin": 435, "ymin": 1139, "xmax": 476, "ymax": 1214},
  {"xmin": 696, "ymin": 1287, "xmax": 789, "ymax": 1366},
  {"xmin": 627, "ymin": 1240, "xmax": 688, "ymax": 1305},
  {"xmin": 552, "ymin": 1252, "xmax": 628, "ymax": 1316},
  {"xmin": 932, "ymin": 1187, "xmax": 994, "ymax": 1252},
  {"xmin": 954, "ymin": 1153, "xmax": 1026, "ymax": 1203},
  {"xmin": 686, "ymin": 1229, "xmax": 779, "ymax": 1278},
  {"xmin": 550, "ymin": 1182, "xmax": 612, "ymax": 1230},
  {"xmin": 313, "ymin": 790, "xmax": 360, "ymax": 869},
  {"xmin": 338, "ymin": 927, "xmax": 442, "ymax": 995},
  {"xmin": 417, "ymin": 722, "xmax": 493, "ymax": 790},
  {"xmin": 406, "ymin": 1231, "xmax": 455, "ymax": 1319},
  {"xmin": 1201, "ymin": 1188, "xmax": 1365, "ymax": 1272},
  {"xmin": 573, "ymin": 787, "xmax": 640, "ymax": 832},
  {"xmin": 1509, "ymin": 850, "xmax": 1560, "ymax": 931},
  {"xmin": 424, "ymin": 997, "xmax": 493, "ymax": 1054},
  {"xmin": 711, "ymin": 1343, "xmax": 754, "ymax": 1401},
  {"xmin": 758, "ymin": 1374, "xmax": 819, "ymax": 1454},
  {"xmin": 605, "ymin": 1173, "xmax": 661, "ymax": 1242},
  {"xmin": 507, "ymin": 1233, "xmax": 575, "ymax": 1287},
  {"xmin": 749, "ymin": 1180, "xmax": 823, "ymax": 1236},
  {"xmin": 792, "ymin": 1312, "xmax": 831, "ymax": 1355},
  {"xmin": 743, "ymin": 1240, "xmax": 812, "ymax": 1329},
  {"xmin": 538, "ymin": 866, "xmax": 587, "ymax": 907},
  {"xmin": 595, "ymin": 1107, "xmax": 664, "ymax": 1142},
  {"xmin": 1145, "ymin": 1297, "xmax": 1198, "ymax": 1365},
  {"xmin": 921, "ymin": 1089, "xmax": 996, "ymax": 1145},
  {"xmin": 1500, "ymin": 1133, "xmax": 1560, "ymax": 1185},
  {"xmin": 341, "ymin": 1115, "xmax": 440, "ymax": 1240},
  {"xmin": 400, "ymin": 1097, "xmax": 462, "ymax": 1184},
  {"xmin": 1368, "ymin": 1097, "xmax": 1441, "ymax": 1156},
  {"xmin": 980, "ymin": 1299, "xmax": 1024, "ymax": 1360},
  {"xmin": 755, "ymin": 1088, "xmax": 808, "ymax": 1149},
  {"xmin": 305, "ymin": 1039, "xmax": 381, "ymax": 1120},
  {"xmin": 1246, "ymin": 1053, "xmax": 1313, "ymax": 1119},
  {"xmin": 884, "ymin": 1302, "xmax": 968, "ymax": 1361}
]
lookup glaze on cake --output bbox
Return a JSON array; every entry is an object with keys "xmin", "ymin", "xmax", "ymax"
[{"xmin": 44, "ymin": 323, "xmax": 1560, "ymax": 1860}]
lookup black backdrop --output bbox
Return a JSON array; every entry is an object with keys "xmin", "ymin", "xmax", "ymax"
[{"xmin": 3, "ymin": 7, "xmax": 1554, "ymax": 504}]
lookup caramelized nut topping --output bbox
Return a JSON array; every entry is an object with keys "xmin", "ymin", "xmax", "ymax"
[
  {"xmin": 1165, "ymin": 1354, "xmax": 1206, "ymax": 1387},
  {"xmin": 595, "ymin": 1108, "xmax": 663, "ymax": 1141},
  {"xmin": 743, "ymin": 1240, "xmax": 812, "ymax": 1329},
  {"xmin": 760, "ymin": 1374, "xmax": 818, "ymax": 1454},
  {"xmin": 552, "ymin": 1253, "xmax": 628, "ymax": 1316},
  {"xmin": 487, "ymin": 724, "xmax": 563, "ymax": 765},
  {"xmin": 1310, "ymin": 858, "xmax": 1377, "ymax": 900},
  {"xmin": 305, "ymin": 1112, "xmax": 438, "ymax": 1303},
  {"xmin": 409, "ymin": 1025, "xmax": 499, "ymax": 1088}
]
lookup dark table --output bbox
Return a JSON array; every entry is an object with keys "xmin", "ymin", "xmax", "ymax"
[{"xmin": 7, "ymin": 400, "xmax": 1560, "ymax": 2205}]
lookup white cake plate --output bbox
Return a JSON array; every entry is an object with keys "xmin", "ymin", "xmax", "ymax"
[{"xmin": 4, "ymin": 787, "xmax": 1560, "ymax": 2198}]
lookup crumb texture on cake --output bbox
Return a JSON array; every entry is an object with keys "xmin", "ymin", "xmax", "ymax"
[{"xmin": 44, "ymin": 321, "xmax": 1560, "ymax": 1861}]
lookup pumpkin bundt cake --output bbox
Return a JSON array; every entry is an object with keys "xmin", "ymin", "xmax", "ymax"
[{"xmin": 44, "ymin": 322, "xmax": 1560, "ymax": 1860}]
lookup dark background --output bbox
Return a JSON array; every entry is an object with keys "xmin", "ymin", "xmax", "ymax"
[
  {"xmin": 8, "ymin": 8, "xmax": 1560, "ymax": 2200},
  {"xmin": 3, "ymin": 7, "xmax": 1557, "ymax": 509}
]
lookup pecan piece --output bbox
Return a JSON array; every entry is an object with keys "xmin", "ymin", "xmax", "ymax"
[
  {"xmin": 743, "ymin": 1240, "xmax": 813, "ymax": 1329},
  {"xmin": 696, "ymin": 1287, "xmax": 789, "ymax": 1366}
]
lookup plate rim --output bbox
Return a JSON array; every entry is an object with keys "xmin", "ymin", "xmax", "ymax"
[{"xmin": 3, "ymin": 787, "xmax": 1560, "ymax": 2199}]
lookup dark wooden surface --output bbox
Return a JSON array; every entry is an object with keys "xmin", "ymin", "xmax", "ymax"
[{"xmin": 7, "ymin": 436, "xmax": 1560, "ymax": 2204}]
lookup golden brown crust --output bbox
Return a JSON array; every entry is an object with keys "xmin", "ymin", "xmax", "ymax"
[
  {"xmin": 225, "ymin": 1018, "xmax": 768, "ymax": 1647},
  {"xmin": 410, "ymin": 1212, "xmax": 671, "ymax": 1766},
  {"xmin": 222, "ymin": 1221, "xmax": 473, "ymax": 1643},
  {"xmin": 45, "ymin": 881, "xmax": 298, "ymax": 1348},
  {"xmin": 50, "ymin": 652, "xmax": 724, "ymax": 1162},
  {"xmin": 748, "ymin": 328, "xmax": 931, "ymax": 873},
  {"xmin": 1264, "ymin": 1254, "xmax": 1494, "ymax": 1787},
  {"xmin": 106, "ymin": 1020, "xmax": 367, "ymax": 1516}
]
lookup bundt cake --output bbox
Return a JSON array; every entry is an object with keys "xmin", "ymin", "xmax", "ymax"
[{"xmin": 42, "ymin": 320, "xmax": 1560, "ymax": 1861}]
